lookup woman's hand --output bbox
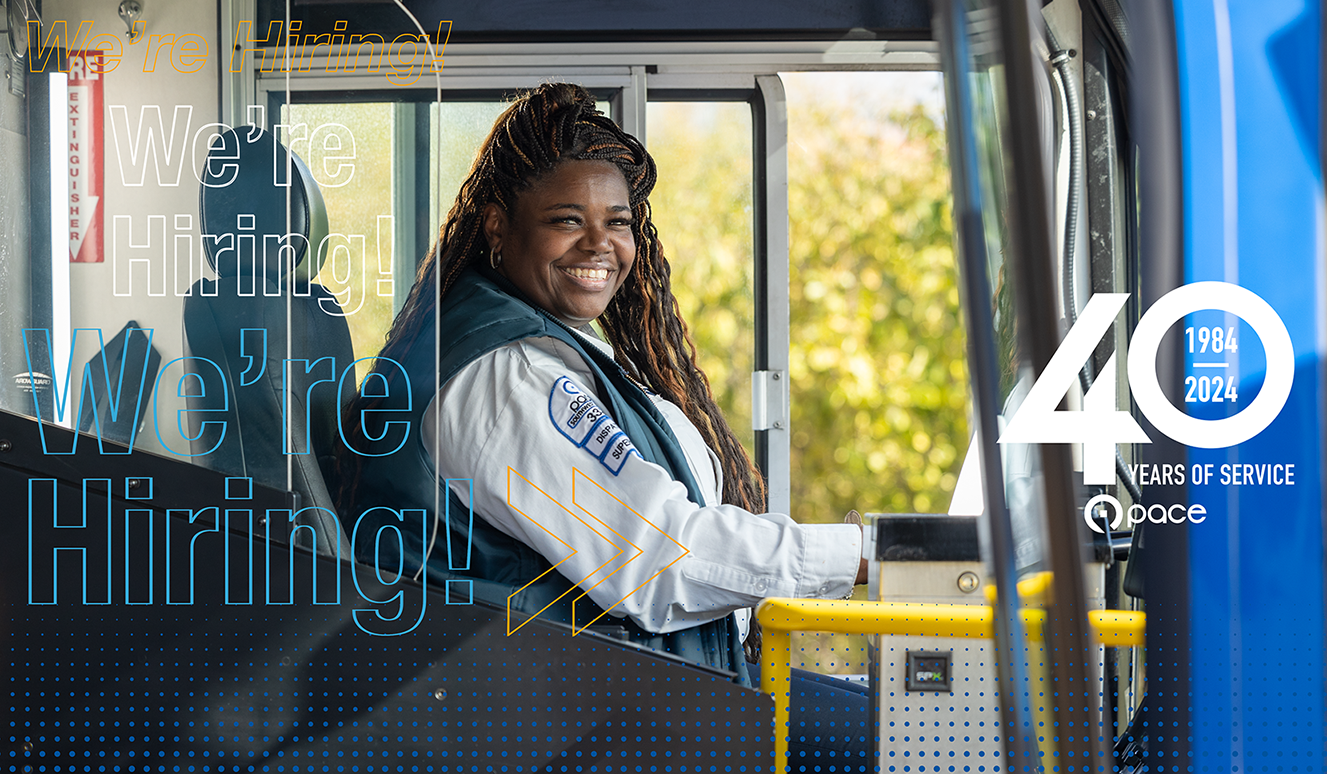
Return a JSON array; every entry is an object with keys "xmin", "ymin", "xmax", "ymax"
[
  {"xmin": 846, "ymin": 509, "xmax": 868, "ymax": 585},
  {"xmin": 743, "ymin": 619, "xmax": 762, "ymax": 664}
]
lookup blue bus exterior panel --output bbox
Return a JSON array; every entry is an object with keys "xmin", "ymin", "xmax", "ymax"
[{"xmin": 1173, "ymin": 0, "xmax": 1324, "ymax": 765}]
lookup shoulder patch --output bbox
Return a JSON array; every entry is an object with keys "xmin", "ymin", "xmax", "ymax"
[{"xmin": 548, "ymin": 376, "xmax": 641, "ymax": 475}]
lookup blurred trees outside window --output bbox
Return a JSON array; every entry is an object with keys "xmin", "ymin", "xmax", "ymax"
[
  {"xmin": 647, "ymin": 102, "xmax": 756, "ymax": 453},
  {"xmin": 650, "ymin": 73, "xmax": 969, "ymax": 530}
]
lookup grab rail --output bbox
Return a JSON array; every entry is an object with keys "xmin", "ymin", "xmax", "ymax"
[{"xmin": 753, "ymin": 598, "xmax": 1145, "ymax": 768}]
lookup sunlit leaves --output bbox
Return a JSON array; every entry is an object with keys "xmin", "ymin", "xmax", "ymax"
[
  {"xmin": 648, "ymin": 103, "xmax": 757, "ymax": 453},
  {"xmin": 787, "ymin": 101, "xmax": 968, "ymax": 522},
  {"xmin": 650, "ymin": 94, "xmax": 969, "ymax": 527}
]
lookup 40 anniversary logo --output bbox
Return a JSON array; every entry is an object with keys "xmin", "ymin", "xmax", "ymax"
[{"xmin": 995, "ymin": 282, "xmax": 1295, "ymax": 534}]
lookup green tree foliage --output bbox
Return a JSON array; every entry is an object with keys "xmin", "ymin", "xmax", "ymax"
[
  {"xmin": 650, "ymin": 100, "xmax": 969, "ymax": 527},
  {"xmin": 787, "ymin": 102, "xmax": 968, "ymax": 522},
  {"xmin": 647, "ymin": 103, "xmax": 757, "ymax": 454}
]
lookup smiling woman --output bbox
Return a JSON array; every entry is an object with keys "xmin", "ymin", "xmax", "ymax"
[
  {"xmin": 335, "ymin": 83, "xmax": 872, "ymax": 768},
  {"xmin": 482, "ymin": 159, "xmax": 636, "ymax": 326}
]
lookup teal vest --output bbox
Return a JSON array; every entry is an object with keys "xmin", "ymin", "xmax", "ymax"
[{"xmin": 352, "ymin": 267, "xmax": 750, "ymax": 686}]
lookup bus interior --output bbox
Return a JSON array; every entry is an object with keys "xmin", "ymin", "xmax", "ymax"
[{"xmin": 1, "ymin": 0, "xmax": 1322, "ymax": 769}]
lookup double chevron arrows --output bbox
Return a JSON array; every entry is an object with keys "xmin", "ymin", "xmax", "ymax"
[{"xmin": 503, "ymin": 467, "xmax": 689, "ymax": 635}]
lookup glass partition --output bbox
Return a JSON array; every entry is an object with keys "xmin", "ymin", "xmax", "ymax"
[{"xmin": 963, "ymin": 10, "xmax": 1051, "ymax": 575}]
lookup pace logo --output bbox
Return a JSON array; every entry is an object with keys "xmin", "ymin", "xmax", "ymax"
[
  {"xmin": 999, "ymin": 282, "xmax": 1295, "ymax": 485},
  {"xmin": 1082, "ymin": 492, "xmax": 1207, "ymax": 534}
]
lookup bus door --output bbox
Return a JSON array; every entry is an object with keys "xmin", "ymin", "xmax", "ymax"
[
  {"xmin": 926, "ymin": 0, "xmax": 1113, "ymax": 767},
  {"xmin": 932, "ymin": 0, "xmax": 1327, "ymax": 770}
]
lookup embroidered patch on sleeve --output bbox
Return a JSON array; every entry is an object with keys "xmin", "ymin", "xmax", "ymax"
[{"xmin": 549, "ymin": 376, "xmax": 641, "ymax": 475}]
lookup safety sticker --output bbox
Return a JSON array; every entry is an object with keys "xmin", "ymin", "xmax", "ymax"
[{"xmin": 549, "ymin": 376, "xmax": 641, "ymax": 475}]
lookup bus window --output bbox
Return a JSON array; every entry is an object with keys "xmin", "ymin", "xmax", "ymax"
[
  {"xmin": 648, "ymin": 101, "xmax": 756, "ymax": 457},
  {"xmin": 429, "ymin": 101, "xmax": 512, "ymax": 240},
  {"xmin": 782, "ymin": 71, "xmax": 966, "ymax": 525},
  {"xmin": 279, "ymin": 102, "xmax": 395, "ymax": 382},
  {"xmin": 781, "ymin": 71, "xmax": 968, "ymax": 677}
]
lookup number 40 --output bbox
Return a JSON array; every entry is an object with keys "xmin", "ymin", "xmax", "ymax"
[{"xmin": 997, "ymin": 282, "xmax": 1295, "ymax": 485}]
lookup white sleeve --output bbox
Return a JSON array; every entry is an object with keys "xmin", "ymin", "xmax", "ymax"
[{"xmin": 422, "ymin": 338, "xmax": 862, "ymax": 634}]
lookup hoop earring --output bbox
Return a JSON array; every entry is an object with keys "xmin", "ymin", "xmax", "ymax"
[{"xmin": 489, "ymin": 247, "xmax": 503, "ymax": 270}]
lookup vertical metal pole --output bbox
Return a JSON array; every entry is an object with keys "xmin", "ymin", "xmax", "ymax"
[
  {"xmin": 994, "ymin": 0, "xmax": 1109, "ymax": 765},
  {"xmin": 392, "ymin": 102, "xmax": 417, "ymax": 315},
  {"xmin": 752, "ymin": 75, "xmax": 790, "ymax": 517},
  {"xmin": 932, "ymin": 1, "xmax": 1036, "ymax": 768}
]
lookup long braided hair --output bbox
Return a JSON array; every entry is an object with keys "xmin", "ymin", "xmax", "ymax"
[{"xmin": 335, "ymin": 83, "xmax": 766, "ymax": 513}]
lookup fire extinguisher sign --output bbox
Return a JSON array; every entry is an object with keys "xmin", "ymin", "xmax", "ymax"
[{"xmin": 68, "ymin": 50, "xmax": 104, "ymax": 264}]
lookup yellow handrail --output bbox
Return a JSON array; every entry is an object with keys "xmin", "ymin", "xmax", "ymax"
[
  {"xmin": 754, "ymin": 598, "xmax": 1145, "ymax": 769},
  {"xmin": 984, "ymin": 570, "xmax": 1055, "ymax": 605}
]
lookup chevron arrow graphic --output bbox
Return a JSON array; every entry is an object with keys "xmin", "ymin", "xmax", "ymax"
[
  {"xmin": 568, "ymin": 468, "xmax": 688, "ymax": 634},
  {"xmin": 504, "ymin": 466, "xmax": 689, "ymax": 636},
  {"xmin": 504, "ymin": 466, "xmax": 621, "ymax": 635}
]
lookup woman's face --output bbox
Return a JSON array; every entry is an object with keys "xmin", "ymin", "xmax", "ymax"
[{"xmin": 484, "ymin": 160, "xmax": 636, "ymax": 327}]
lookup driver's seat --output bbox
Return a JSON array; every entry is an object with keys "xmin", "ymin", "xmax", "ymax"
[{"xmin": 181, "ymin": 126, "xmax": 352, "ymax": 559}]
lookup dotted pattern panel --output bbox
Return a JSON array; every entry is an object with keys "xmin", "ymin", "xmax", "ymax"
[
  {"xmin": 7, "ymin": 455, "xmax": 1159, "ymax": 772},
  {"xmin": 875, "ymin": 637, "xmax": 1111, "ymax": 773},
  {"xmin": 6, "ymin": 608, "xmax": 774, "ymax": 770},
  {"xmin": 5, "ymin": 471, "xmax": 776, "ymax": 771},
  {"xmin": 876, "ymin": 639, "xmax": 1002, "ymax": 771}
]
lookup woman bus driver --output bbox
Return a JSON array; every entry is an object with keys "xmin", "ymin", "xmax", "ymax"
[{"xmin": 338, "ymin": 82, "xmax": 871, "ymax": 769}]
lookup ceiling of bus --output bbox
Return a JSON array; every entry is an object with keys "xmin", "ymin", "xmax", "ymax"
[{"xmin": 256, "ymin": 0, "xmax": 933, "ymax": 41}]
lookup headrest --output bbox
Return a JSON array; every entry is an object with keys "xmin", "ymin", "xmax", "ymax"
[{"xmin": 198, "ymin": 126, "xmax": 329, "ymax": 284}]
